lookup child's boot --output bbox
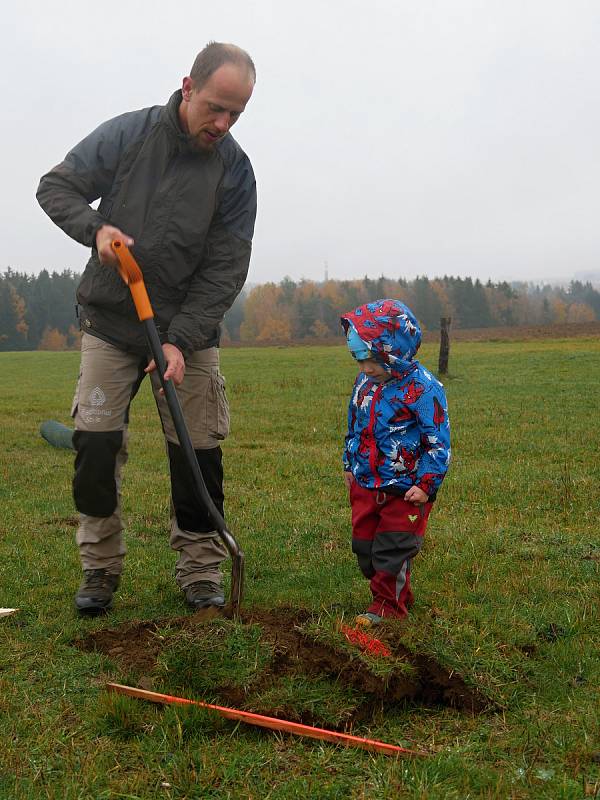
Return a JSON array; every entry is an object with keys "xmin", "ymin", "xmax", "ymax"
[{"xmin": 355, "ymin": 611, "xmax": 382, "ymax": 627}]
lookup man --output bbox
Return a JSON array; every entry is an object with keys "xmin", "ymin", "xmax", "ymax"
[{"xmin": 37, "ymin": 42, "xmax": 257, "ymax": 614}]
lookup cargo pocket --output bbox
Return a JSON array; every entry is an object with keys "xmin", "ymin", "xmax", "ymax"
[{"xmin": 207, "ymin": 369, "xmax": 230, "ymax": 440}]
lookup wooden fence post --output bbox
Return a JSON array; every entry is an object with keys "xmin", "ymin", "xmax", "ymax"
[{"xmin": 438, "ymin": 317, "xmax": 451, "ymax": 375}]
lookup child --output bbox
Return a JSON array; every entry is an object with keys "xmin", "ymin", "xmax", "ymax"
[{"xmin": 341, "ymin": 299, "xmax": 451, "ymax": 626}]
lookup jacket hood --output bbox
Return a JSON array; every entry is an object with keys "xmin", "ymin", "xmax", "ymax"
[
  {"xmin": 162, "ymin": 90, "xmax": 192, "ymax": 152},
  {"xmin": 341, "ymin": 299, "xmax": 421, "ymax": 377}
]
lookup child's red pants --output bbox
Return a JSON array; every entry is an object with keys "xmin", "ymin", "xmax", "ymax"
[{"xmin": 350, "ymin": 481, "xmax": 432, "ymax": 618}]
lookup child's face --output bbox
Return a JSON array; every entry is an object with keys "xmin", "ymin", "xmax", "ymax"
[{"xmin": 356, "ymin": 357, "xmax": 390, "ymax": 383}]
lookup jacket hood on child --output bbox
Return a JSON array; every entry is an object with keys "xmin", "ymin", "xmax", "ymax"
[{"xmin": 340, "ymin": 299, "xmax": 421, "ymax": 378}]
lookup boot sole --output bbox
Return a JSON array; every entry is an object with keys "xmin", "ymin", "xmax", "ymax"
[
  {"xmin": 185, "ymin": 597, "xmax": 225, "ymax": 610},
  {"xmin": 75, "ymin": 599, "xmax": 113, "ymax": 615}
]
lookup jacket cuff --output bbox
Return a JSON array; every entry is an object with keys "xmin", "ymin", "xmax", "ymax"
[
  {"xmin": 88, "ymin": 217, "xmax": 110, "ymax": 249},
  {"xmin": 166, "ymin": 332, "xmax": 192, "ymax": 359}
]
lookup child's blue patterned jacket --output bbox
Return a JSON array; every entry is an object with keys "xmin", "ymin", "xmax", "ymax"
[{"xmin": 341, "ymin": 299, "xmax": 451, "ymax": 498}]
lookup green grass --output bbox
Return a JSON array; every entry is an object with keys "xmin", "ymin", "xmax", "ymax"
[{"xmin": 1, "ymin": 337, "xmax": 599, "ymax": 798}]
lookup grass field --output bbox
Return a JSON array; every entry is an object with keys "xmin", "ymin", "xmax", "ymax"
[{"xmin": 1, "ymin": 336, "xmax": 599, "ymax": 799}]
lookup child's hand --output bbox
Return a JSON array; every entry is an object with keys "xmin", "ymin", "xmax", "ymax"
[
  {"xmin": 343, "ymin": 471, "xmax": 355, "ymax": 489},
  {"xmin": 404, "ymin": 486, "xmax": 428, "ymax": 505}
]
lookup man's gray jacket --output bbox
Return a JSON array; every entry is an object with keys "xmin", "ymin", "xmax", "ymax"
[{"xmin": 37, "ymin": 90, "xmax": 256, "ymax": 356}]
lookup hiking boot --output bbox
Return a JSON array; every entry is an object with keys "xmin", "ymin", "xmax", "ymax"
[
  {"xmin": 75, "ymin": 569, "xmax": 120, "ymax": 614},
  {"xmin": 183, "ymin": 580, "xmax": 225, "ymax": 610},
  {"xmin": 355, "ymin": 611, "xmax": 382, "ymax": 628}
]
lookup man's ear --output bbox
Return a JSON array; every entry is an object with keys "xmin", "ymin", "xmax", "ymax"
[{"xmin": 181, "ymin": 76, "xmax": 194, "ymax": 101}]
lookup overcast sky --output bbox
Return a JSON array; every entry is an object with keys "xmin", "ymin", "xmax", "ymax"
[{"xmin": 3, "ymin": 0, "xmax": 599, "ymax": 286}]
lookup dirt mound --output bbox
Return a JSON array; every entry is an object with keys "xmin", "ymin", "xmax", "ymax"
[{"xmin": 75, "ymin": 606, "xmax": 491, "ymax": 727}]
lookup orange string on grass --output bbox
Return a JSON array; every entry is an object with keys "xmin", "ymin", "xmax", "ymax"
[{"xmin": 340, "ymin": 624, "xmax": 392, "ymax": 658}]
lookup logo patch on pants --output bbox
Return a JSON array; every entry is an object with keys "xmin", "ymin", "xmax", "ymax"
[{"xmin": 90, "ymin": 386, "xmax": 106, "ymax": 406}]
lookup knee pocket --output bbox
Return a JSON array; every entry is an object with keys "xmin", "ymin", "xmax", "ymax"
[
  {"xmin": 73, "ymin": 430, "xmax": 123, "ymax": 517},
  {"xmin": 372, "ymin": 531, "xmax": 423, "ymax": 573},
  {"xmin": 168, "ymin": 442, "xmax": 224, "ymax": 532},
  {"xmin": 352, "ymin": 538, "xmax": 375, "ymax": 579}
]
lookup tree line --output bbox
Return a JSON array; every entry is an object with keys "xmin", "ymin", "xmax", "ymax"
[
  {"xmin": 1, "ymin": 268, "xmax": 599, "ymax": 351},
  {"xmin": 224, "ymin": 274, "xmax": 600, "ymax": 343}
]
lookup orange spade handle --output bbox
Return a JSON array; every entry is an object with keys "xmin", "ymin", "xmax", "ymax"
[{"xmin": 111, "ymin": 240, "xmax": 154, "ymax": 321}]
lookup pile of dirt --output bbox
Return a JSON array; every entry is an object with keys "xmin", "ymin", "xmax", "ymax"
[{"xmin": 75, "ymin": 606, "xmax": 490, "ymax": 725}]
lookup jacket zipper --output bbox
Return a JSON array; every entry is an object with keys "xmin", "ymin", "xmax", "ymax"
[{"xmin": 367, "ymin": 383, "xmax": 384, "ymax": 488}]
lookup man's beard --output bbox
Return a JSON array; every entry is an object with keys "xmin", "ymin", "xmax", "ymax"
[
  {"xmin": 186, "ymin": 136, "xmax": 214, "ymax": 154},
  {"xmin": 187, "ymin": 131, "xmax": 224, "ymax": 154}
]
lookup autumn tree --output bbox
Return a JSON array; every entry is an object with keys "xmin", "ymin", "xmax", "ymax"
[
  {"xmin": 567, "ymin": 281, "xmax": 600, "ymax": 318},
  {"xmin": 311, "ymin": 319, "xmax": 331, "ymax": 339},
  {"xmin": 67, "ymin": 324, "xmax": 82, "ymax": 350},
  {"xmin": 566, "ymin": 302, "xmax": 595, "ymax": 323},
  {"xmin": 239, "ymin": 283, "xmax": 284, "ymax": 342},
  {"xmin": 0, "ymin": 279, "xmax": 28, "ymax": 350},
  {"xmin": 256, "ymin": 316, "xmax": 293, "ymax": 342},
  {"xmin": 39, "ymin": 327, "xmax": 68, "ymax": 351}
]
